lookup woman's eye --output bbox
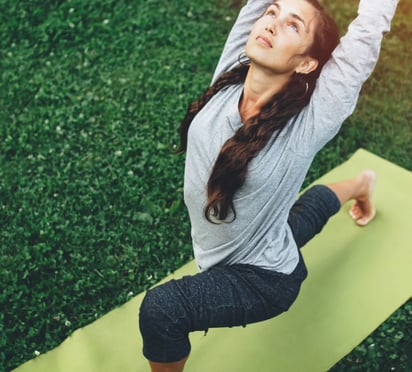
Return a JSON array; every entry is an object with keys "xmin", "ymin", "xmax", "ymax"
[
  {"xmin": 289, "ymin": 23, "xmax": 299, "ymax": 33},
  {"xmin": 266, "ymin": 9, "xmax": 276, "ymax": 17}
]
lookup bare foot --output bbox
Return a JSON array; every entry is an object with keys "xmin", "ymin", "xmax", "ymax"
[{"xmin": 349, "ymin": 170, "xmax": 377, "ymax": 226}]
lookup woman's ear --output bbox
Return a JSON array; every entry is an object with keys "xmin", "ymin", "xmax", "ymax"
[{"xmin": 295, "ymin": 57, "xmax": 319, "ymax": 75}]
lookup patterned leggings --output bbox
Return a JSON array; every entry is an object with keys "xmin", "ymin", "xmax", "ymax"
[{"xmin": 139, "ymin": 185, "xmax": 341, "ymax": 363}]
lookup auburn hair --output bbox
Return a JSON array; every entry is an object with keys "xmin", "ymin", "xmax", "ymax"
[{"xmin": 176, "ymin": 0, "xmax": 339, "ymax": 223}]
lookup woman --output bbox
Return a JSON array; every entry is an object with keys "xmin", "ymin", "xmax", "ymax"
[{"xmin": 139, "ymin": 0, "xmax": 399, "ymax": 371}]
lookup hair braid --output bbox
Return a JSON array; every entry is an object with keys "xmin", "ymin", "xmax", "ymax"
[
  {"xmin": 204, "ymin": 73, "xmax": 314, "ymax": 222},
  {"xmin": 175, "ymin": 65, "xmax": 249, "ymax": 154}
]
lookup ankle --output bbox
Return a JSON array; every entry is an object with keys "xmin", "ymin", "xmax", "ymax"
[{"xmin": 354, "ymin": 170, "xmax": 376, "ymax": 201}]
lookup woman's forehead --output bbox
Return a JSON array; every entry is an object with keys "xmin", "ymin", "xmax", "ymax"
[{"xmin": 266, "ymin": 0, "xmax": 319, "ymax": 31}]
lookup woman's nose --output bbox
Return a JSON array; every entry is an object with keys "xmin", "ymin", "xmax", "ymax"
[{"xmin": 265, "ymin": 22, "xmax": 276, "ymax": 35}]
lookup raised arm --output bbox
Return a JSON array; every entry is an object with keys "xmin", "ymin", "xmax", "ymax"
[
  {"xmin": 211, "ymin": 0, "xmax": 271, "ymax": 84},
  {"xmin": 296, "ymin": 0, "xmax": 399, "ymax": 154}
]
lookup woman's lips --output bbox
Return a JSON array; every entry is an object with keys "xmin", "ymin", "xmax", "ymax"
[{"xmin": 256, "ymin": 35, "xmax": 273, "ymax": 48}]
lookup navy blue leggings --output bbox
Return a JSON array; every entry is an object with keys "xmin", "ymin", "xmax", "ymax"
[{"xmin": 139, "ymin": 185, "xmax": 340, "ymax": 363}]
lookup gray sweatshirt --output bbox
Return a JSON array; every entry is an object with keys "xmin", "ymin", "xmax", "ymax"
[{"xmin": 183, "ymin": 0, "xmax": 398, "ymax": 273}]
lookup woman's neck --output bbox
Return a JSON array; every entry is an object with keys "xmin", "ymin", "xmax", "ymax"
[{"xmin": 239, "ymin": 64, "xmax": 291, "ymax": 122}]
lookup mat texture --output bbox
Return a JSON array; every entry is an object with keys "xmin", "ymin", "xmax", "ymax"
[{"xmin": 14, "ymin": 149, "xmax": 412, "ymax": 372}]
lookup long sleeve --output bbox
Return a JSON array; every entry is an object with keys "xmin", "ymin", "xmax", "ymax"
[{"xmin": 289, "ymin": 0, "xmax": 399, "ymax": 156}]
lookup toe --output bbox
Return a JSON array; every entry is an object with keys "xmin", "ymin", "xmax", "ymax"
[
  {"xmin": 349, "ymin": 204, "xmax": 361, "ymax": 220},
  {"xmin": 356, "ymin": 208, "xmax": 376, "ymax": 226}
]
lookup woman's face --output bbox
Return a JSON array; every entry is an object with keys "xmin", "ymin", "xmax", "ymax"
[{"xmin": 246, "ymin": 0, "xmax": 319, "ymax": 76}]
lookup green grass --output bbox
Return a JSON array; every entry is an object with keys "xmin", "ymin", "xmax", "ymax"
[{"xmin": 0, "ymin": 0, "xmax": 411, "ymax": 371}]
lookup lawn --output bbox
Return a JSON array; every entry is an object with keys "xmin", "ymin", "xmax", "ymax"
[{"xmin": 0, "ymin": 0, "xmax": 411, "ymax": 371}]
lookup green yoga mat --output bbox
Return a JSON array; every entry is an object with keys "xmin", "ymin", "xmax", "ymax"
[{"xmin": 14, "ymin": 149, "xmax": 412, "ymax": 372}]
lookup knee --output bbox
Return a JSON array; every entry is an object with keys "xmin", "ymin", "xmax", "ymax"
[
  {"xmin": 139, "ymin": 282, "xmax": 185, "ymax": 337},
  {"xmin": 139, "ymin": 283, "xmax": 191, "ymax": 362},
  {"xmin": 139, "ymin": 286, "xmax": 166, "ymax": 337}
]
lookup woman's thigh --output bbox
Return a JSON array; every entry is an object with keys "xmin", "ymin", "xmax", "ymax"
[{"xmin": 139, "ymin": 260, "xmax": 306, "ymax": 362}]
